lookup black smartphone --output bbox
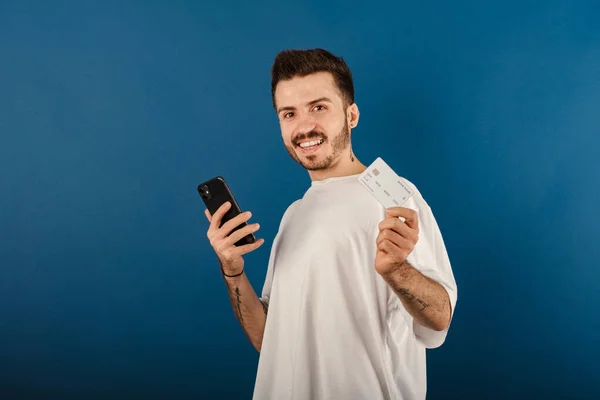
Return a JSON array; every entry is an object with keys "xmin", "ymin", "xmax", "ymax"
[{"xmin": 197, "ymin": 176, "xmax": 256, "ymax": 247}]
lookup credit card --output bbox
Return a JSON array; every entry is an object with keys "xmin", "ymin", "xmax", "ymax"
[{"xmin": 357, "ymin": 157, "xmax": 413, "ymax": 209}]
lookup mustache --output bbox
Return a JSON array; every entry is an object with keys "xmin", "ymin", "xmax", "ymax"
[{"xmin": 292, "ymin": 130, "xmax": 327, "ymax": 146}]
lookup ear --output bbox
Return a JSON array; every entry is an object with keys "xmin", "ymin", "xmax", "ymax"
[{"xmin": 347, "ymin": 103, "xmax": 360, "ymax": 129}]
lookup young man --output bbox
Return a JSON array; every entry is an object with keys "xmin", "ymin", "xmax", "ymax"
[{"xmin": 204, "ymin": 49, "xmax": 458, "ymax": 400}]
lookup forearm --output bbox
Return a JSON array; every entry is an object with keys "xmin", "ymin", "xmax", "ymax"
[
  {"xmin": 222, "ymin": 272, "xmax": 268, "ymax": 352},
  {"xmin": 382, "ymin": 261, "xmax": 451, "ymax": 331}
]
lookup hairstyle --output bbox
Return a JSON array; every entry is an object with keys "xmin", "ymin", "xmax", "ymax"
[{"xmin": 270, "ymin": 48, "xmax": 355, "ymax": 110}]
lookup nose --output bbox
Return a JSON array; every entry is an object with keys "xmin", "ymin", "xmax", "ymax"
[{"xmin": 295, "ymin": 115, "xmax": 318, "ymax": 136}]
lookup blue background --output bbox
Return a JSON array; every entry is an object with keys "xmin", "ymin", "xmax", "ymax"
[{"xmin": 1, "ymin": 1, "xmax": 599, "ymax": 398}]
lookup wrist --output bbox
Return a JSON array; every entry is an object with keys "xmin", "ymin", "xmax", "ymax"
[
  {"xmin": 221, "ymin": 266, "xmax": 244, "ymax": 278},
  {"xmin": 380, "ymin": 259, "xmax": 411, "ymax": 281}
]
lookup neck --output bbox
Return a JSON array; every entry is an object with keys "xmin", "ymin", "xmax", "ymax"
[{"xmin": 307, "ymin": 151, "xmax": 367, "ymax": 182}]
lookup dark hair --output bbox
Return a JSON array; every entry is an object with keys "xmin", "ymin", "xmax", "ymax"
[{"xmin": 270, "ymin": 48, "xmax": 355, "ymax": 110}]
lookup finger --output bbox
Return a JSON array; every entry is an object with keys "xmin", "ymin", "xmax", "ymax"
[
  {"xmin": 377, "ymin": 238, "xmax": 396, "ymax": 254},
  {"xmin": 222, "ymin": 237, "xmax": 265, "ymax": 260},
  {"xmin": 219, "ymin": 211, "xmax": 253, "ymax": 238},
  {"xmin": 226, "ymin": 222, "xmax": 261, "ymax": 246},
  {"xmin": 236, "ymin": 237, "xmax": 265, "ymax": 256},
  {"xmin": 378, "ymin": 238, "xmax": 410, "ymax": 261},
  {"xmin": 376, "ymin": 229, "xmax": 414, "ymax": 249},
  {"xmin": 385, "ymin": 207, "xmax": 419, "ymax": 230},
  {"xmin": 204, "ymin": 209, "xmax": 212, "ymax": 222},
  {"xmin": 379, "ymin": 218, "xmax": 414, "ymax": 238},
  {"xmin": 376, "ymin": 228, "xmax": 399, "ymax": 247},
  {"xmin": 209, "ymin": 201, "xmax": 232, "ymax": 233}
]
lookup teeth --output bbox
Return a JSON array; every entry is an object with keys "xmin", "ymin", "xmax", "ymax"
[{"xmin": 299, "ymin": 139, "xmax": 323, "ymax": 148}]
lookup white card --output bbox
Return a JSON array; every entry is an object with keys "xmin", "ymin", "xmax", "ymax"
[{"xmin": 357, "ymin": 157, "xmax": 413, "ymax": 209}]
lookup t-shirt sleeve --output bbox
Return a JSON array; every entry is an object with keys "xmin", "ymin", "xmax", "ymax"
[
  {"xmin": 259, "ymin": 201, "xmax": 299, "ymax": 307},
  {"xmin": 258, "ymin": 234, "xmax": 280, "ymax": 307},
  {"xmin": 403, "ymin": 187, "xmax": 458, "ymax": 349}
]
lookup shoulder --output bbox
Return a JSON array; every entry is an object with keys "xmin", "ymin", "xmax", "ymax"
[
  {"xmin": 286, "ymin": 198, "xmax": 302, "ymax": 214},
  {"xmin": 279, "ymin": 199, "xmax": 302, "ymax": 226},
  {"xmin": 398, "ymin": 175, "xmax": 431, "ymax": 212}
]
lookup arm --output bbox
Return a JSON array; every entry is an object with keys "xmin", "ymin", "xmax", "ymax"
[
  {"xmin": 222, "ymin": 271, "xmax": 269, "ymax": 351},
  {"xmin": 375, "ymin": 206, "xmax": 453, "ymax": 332},
  {"xmin": 380, "ymin": 260, "xmax": 451, "ymax": 331},
  {"xmin": 204, "ymin": 202, "xmax": 268, "ymax": 352}
]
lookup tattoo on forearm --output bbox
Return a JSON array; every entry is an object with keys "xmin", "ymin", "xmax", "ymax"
[
  {"xmin": 234, "ymin": 287, "xmax": 243, "ymax": 323},
  {"xmin": 398, "ymin": 288, "xmax": 430, "ymax": 311}
]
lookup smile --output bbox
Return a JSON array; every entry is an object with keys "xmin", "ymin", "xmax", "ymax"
[{"xmin": 297, "ymin": 138, "xmax": 324, "ymax": 153}]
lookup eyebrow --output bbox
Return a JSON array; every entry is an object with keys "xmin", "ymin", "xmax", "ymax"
[{"xmin": 277, "ymin": 97, "xmax": 333, "ymax": 114}]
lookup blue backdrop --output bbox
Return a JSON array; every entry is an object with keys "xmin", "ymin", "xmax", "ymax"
[{"xmin": 1, "ymin": 1, "xmax": 599, "ymax": 398}]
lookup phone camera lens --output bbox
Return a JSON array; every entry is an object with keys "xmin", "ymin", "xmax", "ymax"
[{"xmin": 200, "ymin": 185, "xmax": 210, "ymax": 199}]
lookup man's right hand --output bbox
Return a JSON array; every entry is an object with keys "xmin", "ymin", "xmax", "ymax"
[{"xmin": 204, "ymin": 201, "xmax": 264, "ymax": 276}]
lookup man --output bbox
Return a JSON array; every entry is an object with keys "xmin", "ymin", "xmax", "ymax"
[{"xmin": 204, "ymin": 48, "xmax": 458, "ymax": 400}]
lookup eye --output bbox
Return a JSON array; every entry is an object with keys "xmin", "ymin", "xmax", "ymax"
[
  {"xmin": 283, "ymin": 112, "xmax": 294, "ymax": 119},
  {"xmin": 313, "ymin": 105, "xmax": 327, "ymax": 112}
]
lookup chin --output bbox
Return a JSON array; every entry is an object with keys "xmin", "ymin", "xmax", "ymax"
[
  {"xmin": 300, "ymin": 151, "xmax": 325, "ymax": 164},
  {"xmin": 286, "ymin": 141, "xmax": 337, "ymax": 171},
  {"xmin": 302, "ymin": 153, "xmax": 339, "ymax": 171}
]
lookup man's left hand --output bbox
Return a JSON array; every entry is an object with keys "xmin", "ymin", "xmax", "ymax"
[{"xmin": 375, "ymin": 207, "xmax": 419, "ymax": 276}]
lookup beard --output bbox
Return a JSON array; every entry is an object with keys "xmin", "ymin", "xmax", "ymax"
[{"xmin": 285, "ymin": 119, "xmax": 351, "ymax": 171}]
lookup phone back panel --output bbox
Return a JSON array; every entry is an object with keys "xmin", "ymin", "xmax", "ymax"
[{"xmin": 198, "ymin": 176, "xmax": 255, "ymax": 246}]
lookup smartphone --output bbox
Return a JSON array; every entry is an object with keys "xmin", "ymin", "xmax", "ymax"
[{"xmin": 197, "ymin": 176, "xmax": 256, "ymax": 247}]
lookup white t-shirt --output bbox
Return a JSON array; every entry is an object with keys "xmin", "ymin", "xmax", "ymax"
[{"xmin": 252, "ymin": 173, "xmax": 457, "ymax": 400}]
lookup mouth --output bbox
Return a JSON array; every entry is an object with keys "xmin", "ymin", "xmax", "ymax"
[{"xmin": 296, "ymin": 138, "xmax": 324, "ymax": 154}]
